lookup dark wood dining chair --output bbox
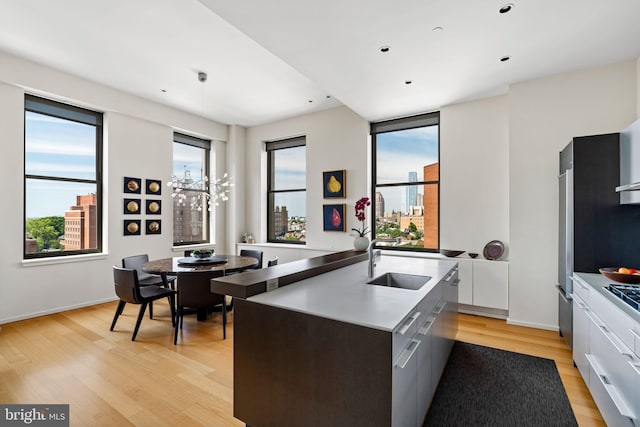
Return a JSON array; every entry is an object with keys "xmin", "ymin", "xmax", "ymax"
[
  {"xmin": 122, "ymin": 254, "xmax": 177, "ymax": 288},
  {"xmin": 122, "ymin": 254, "xmax": 177, "ymax": 318},
  {"xmin": 110, "ymin": 266, "xmax": 176, "ymax": 341},
  {"xmin": 174, "ymin": 270, "xmax": 227, "ymax": 344},
  {"xmin": 240, "ymin": 249, "xmax": 263, "ymax": 269},
  {"xmin": 267, "ymin": 257, "xmax": 279, "ymax": 267}
]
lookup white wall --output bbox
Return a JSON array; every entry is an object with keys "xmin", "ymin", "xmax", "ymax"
[
  {"xmin": 440, "ymin": 96, "xmax": 509, "ymax": 256},
  {"xmin": 508, "ymin": 60, "xmax": 638, "ymax": 329},
  {"xmin": 0, "ymin": 52, "xmax": 229, "ymax": 324},
  {"xmin": 637, "ymin": 57, "xmax": 640, "ymax": 118},
  {"xmin": 225, "ymin": 125, "xmax": 247, "ymax": 254},
  {"xmin": 3, "ymin": 47, "xmax": 640, "ymax": 331},
  {"xmin": 245, "ymin": 106, "xmax": 369, "ymax": 251}
]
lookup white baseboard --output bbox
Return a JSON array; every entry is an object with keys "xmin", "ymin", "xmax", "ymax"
[
  {"xmin": 0, "ymin": 297, "xmax": 117, "ymax": 325},
  {"xmin": 458, "ymin": 304, "xmax": 508, "ymax": 320},
  {"xmin": 506, "ymin": 317, "xmax": 558, "ymax": 331}
]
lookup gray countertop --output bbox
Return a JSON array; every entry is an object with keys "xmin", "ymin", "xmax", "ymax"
[
  {"xmin": 248, "ymin": 255, "xmax": 457, "ymax": 332},
  {"xmin": 573, "ymin": 272, "xmax": 640, "ymax": 323}
]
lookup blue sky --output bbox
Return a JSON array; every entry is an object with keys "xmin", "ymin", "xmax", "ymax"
[
  {"xmin": 273, "ymin": 146, "xmax": 306, "ymax": 217},
  {"xmin": 25, "ymin": 112, "xmax": 97, "ymax": 218},
  {"xmin": 375, "ymin": 125, "xmax": 439, "ymax": 212},
  {"xmin": 172, "ymin": 142, "xmax": 207, "ymax": 188},
  {"xmin": 25, "ymin": 112, "xmax": 438, "ymax": 221}
]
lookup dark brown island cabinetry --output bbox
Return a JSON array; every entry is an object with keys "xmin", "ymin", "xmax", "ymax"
[{"xmin": 232, "ymin": 263, "xmax": 459, "ymax": 427}]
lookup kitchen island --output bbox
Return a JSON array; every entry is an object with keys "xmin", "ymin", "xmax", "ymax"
[{"xmin": 215, "ymin": 253, "xmax": 459, "ymax": 427}]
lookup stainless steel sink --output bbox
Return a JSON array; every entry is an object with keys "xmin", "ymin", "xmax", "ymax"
[{"xmin": 366, "ymin": 272, "xmax": 431, "ymax": 290}]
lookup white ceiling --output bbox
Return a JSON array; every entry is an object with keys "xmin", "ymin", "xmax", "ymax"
[{"xmin": 1, "ymin": 0, "xmax": 640, "ymax": 127}]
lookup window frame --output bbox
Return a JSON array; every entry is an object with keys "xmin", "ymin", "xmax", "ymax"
[
  {"xmin": 23, "ymin": 94, "xmax": 104, "ymax": 259},
  {"xmin": 171, "ymin": 132, "xmax": 212, "ymax": 246},
  {"xmin": 266, "ymin": 136, "xmax": 306, "ymax": 244},
  {"xmin": 370, "ymin": 112, "xmax": 440, "ymax": 253}
]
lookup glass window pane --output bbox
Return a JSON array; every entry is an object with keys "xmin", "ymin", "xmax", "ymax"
[
  {"xmin": 25, "ymin": 179, "xmax": 98, "ymax": 254},
  {"xmin": 273, "ymin": 146, "xmax": 306, "ymax": 190},
  {"xmin": 171, "ymin": 134, "xmax": 210, "ymax": 246},
  {"xmin": 375, "ymin": 126, "xmax": 439, "ymax": 185},
  {"xmin": 373, "ymin": 184, "xmax": 438, "ymax": 250},
  {"xmin": 25, "ymin": 111, "xmax": 97, "ymax": 180},
  {"xmin": 172, "ymin": 143, "xmax": 207, "ymax": 190},
  {"xmin": 171, "ymin": 190, "xmax": 209, "ymax": 244},
  {"xmin": 271, "ymin": 191, "xmax": 306, "ymax": 242}
]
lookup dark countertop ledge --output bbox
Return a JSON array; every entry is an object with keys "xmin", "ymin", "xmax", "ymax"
[{"xmin": 211, "ymin": 250, "xmax": 368, "ymax": 299}]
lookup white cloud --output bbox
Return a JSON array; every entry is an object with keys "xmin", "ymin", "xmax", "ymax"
[
  {"xmin": 376, "ymin": 151, "xmax": 438, "ymax": 183},
  {"xmin": 27, "ymin": 161, "xmax": 95, "ymax": 174},
  {"xmin": 26, "ymin": 138, "xmax": 95, "ymax": 156}
]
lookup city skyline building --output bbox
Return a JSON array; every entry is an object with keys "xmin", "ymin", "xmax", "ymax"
[
  {"xmin": 172, "ymin": 170, "xmax": 207, "ymax": 243},
  {"xmin": 406, "ymin": 171, "xmax": 418, "ymax": 212},
  {"xmin": 63, "ymin": 193, "xmax": 97, "ymax": 250},
  {"xmin": 375, "ymin": 191, "xmax": 385, "ymax": 219},
  {"xmin": 273, "ymin": 206, "xmax": 289, "ymax": 238},
  {"xmin": 423, "ymin": 163, "xmax": 439, "ymax": 248}
]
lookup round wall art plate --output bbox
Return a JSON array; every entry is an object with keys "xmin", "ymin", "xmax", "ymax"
[{"xmin": 483, "ymin": 240, "xmax": 505, "ymax": 260}]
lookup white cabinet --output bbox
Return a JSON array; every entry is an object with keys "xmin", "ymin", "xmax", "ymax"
[
  {"xmin": 587, "ymin": 311, "xmax": 637, "ymax": 426},
  {"xmin": 472, "ymin": 260, "xmax": 509, "ymax": 310},
  {"xmin": 572, "ymin": 275, "xmax": 640, "ymax": 427},
  {"xmin": 633, "ymin": 322, "xmax": 640, "ymax": 358},
  {"xmin": 572, "ymin": 292, "xmax": 590, "ymax": 383},
  {"xmin": 414, "ymin": 256, "xmax": 507, "ymax": 311},
  {"xmin": 391, "ymin": 268, "xmax": 457, "ymax": 427},
  {"xmin": 416, "ymin": 314, "xmax": 434, "ymax": 425},
  {"xmin": 572, "ymin": 275, "xmax": 590, "ymax": 304},
  {"xmin": 456, "ymin": 259, "xmax": 473, "ymax": 305},
  {"xmin": 392, "ymin": 337, "xmax": 419, "ymax": 427}
]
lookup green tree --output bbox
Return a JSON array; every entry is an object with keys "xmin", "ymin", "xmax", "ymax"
[{"xmin": 26, "ymin": 216, "xmax": 64, "ymax": 251}]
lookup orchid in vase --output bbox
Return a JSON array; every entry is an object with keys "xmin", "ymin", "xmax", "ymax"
[{"xmin": 352, "ymin": 196, "xmax": 371, "ymax": 243}]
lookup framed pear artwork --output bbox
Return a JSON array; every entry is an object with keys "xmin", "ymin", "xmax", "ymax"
[{"xmin": 323, "ymin": 170, "xmax": 346, "ymax": 198}]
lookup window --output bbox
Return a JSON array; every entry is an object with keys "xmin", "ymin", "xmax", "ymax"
[
  {"xmin": 267, "ymin": 136, "xmax": 306, "ymax": 243},
  {"xmin": 24, "ymin": 95, "xmax": 103, "ymax": 258},
  {"xmin": 371, "ymin": 112, "xmax": 440, "ymax": 251},
  {"xmin": 170, "ymin": 133, "xmax": 211, "ymax": 245}
]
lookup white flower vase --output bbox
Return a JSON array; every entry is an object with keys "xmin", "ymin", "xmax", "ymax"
[{"xmin": 353, "ymin": 236, "xmax": 369, "ymax": 251}]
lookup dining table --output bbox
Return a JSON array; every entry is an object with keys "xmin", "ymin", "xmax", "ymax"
[
  {"xmin": 142, "ymin": 255, "xmax": 259, "ymax": 276},
  {"xmin": 143, "ymin": 255, "xmax": 260, "ymax": 320}
]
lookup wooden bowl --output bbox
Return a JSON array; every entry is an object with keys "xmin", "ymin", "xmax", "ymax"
[{"xmin": 599, "ymin": 267, "xmax": 640, "ymax": 284}]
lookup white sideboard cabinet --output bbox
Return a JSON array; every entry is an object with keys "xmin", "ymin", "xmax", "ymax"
[{"xmin": 455, "ymin": 258, "xmax": 508, "ymax": 310}]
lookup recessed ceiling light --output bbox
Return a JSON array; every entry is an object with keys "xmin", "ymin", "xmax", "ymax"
[
  {"xmin": 380, "ymin": 46, "xmax": 391, "ymax": 53},
  {"xmin": 500, "ymin": 55, "xmax": 511, "ymax": 62},
  {"xmin": 499, "ymin": 3, "xmax": 514, "ymax": 14}
]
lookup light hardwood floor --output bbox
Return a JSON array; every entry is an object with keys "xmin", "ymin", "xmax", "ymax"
[{"xmin": 0, "ymin": 301, "xmax": 604, "ymax": 426}]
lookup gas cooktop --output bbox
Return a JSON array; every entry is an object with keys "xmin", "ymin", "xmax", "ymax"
[{"xmin": 606, "ymin": 283, "xmax": 640, "ymax": 312}]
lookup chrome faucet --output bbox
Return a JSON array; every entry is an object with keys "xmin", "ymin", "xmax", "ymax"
[{"xmin": 367, "ymin": 237, "xmax": 401, "ymax": 279}]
